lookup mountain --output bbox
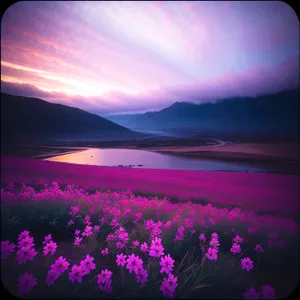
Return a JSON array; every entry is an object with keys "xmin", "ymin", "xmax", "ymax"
[
  {"xmin": 1, "ymin": 93, "xmax": 134, "ymax": 144},
  {"xmin": 105, "ymin": 89, "xmax": 299, "ymax": 135}
]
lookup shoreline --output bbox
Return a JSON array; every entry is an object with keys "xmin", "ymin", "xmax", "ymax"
[
  {"xmin": 2, "ymin": 141, "xmax": 299, "ymax": 174},
  {"xmin": 1, "ymin": 145, "xmax": 90, "ymax": 160},
  {"xmin": 31, "ymin": 148, "xmax": 89, "ymax": 159}
]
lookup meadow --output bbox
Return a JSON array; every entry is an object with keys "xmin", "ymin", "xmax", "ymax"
[
  {"xmin": 2, "ymin": 1, "xmax": 299, "ymax": 298},
  {"xmin": 1, "ymin": 180, "xmax": 299, "ymax": 299},
  {"xmin": 2, "ymin": 156, "xmax": 299, "ymax": 217}
]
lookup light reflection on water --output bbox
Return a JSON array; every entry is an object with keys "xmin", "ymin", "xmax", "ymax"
[{"xmin": 45, "ymin": 148, "xmax": 268, "ymax": 172}]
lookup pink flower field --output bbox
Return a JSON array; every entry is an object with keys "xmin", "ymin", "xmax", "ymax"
[
  {"xmin": 1, "ymin": 1, "xmax": 299, "ymax": 298},
  {"xmin": 1, "ymin": 156, "xmax": 300, "ymax": 217},
  {"xmin": 1, "ymin": 172, "xmax": 299, "ymax": 298}
]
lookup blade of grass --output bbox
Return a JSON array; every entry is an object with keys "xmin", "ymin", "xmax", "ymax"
[
  {"xmin": 192, "ymin": 284, "xmax": 211, "ymax": 291},
  {"xmin": 176, "ymin": 251, "xmax": 188, "ymax": 273},
  {"xmin": 181, "ymin": 263, "xmax": 196, "ymax": 274}
]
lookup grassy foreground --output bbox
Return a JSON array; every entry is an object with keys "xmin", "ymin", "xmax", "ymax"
[{"xmin": 1, "ymin": 181, "xmax": 299, "ymax": 299}]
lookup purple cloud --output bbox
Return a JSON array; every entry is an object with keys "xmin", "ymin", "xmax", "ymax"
[{"xmin": 1, "ymin": 1, "xmax": 299, "ymax": 114}]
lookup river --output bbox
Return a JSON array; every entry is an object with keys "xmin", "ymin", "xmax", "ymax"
[{"xmin": 45, "ymin": 148, "xmax": 270, "ymax": 172}]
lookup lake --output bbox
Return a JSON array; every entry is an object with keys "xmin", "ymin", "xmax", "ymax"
[{"xmin": 45, "ymin": 148, "xmax": 270, "ymax": 172}]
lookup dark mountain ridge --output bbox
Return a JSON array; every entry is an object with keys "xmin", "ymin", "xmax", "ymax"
[
  {"xmin": 1, "ymin": 93, "xmax": 133, "ymax": 143},
  {"xmin": 105, "ymin": 89, "xmax": 299, "ymax": 136}
]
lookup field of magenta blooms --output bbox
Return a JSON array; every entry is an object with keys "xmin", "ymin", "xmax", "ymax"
[
  {"xmin": 1, "ymin": 181, "xmax": 299, "ymax": 299},
  {"xmin": 2, "ymin": 156, "xmax": 300, "ymax": 217}
]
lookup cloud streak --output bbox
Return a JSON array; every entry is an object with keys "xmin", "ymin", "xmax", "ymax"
[{"xmin": 1, "ymin": 1, "xmax": 299, "ymax": 114}]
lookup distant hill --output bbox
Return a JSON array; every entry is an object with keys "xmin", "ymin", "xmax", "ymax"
[
  {"xmin": 105, "ymin": 89, "xmax": 299, "ymax": 136},
  {"xmin": 1, "ymin": 93, "xmax": 134, "ymax": 144}
]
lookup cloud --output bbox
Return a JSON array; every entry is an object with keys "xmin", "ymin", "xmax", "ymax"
[
  {"xmin": 1, "ymin": 81, "xmax": 52, "ymax": 99},
  {"xmin": 2, "ymin": 54, "xmax": 298, "ymax": 116},
  {"xmin": 1, "ymin": 1, "xmax": 299, "ymax": 114}
]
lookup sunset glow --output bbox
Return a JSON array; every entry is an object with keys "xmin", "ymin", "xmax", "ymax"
[{"xmin": 1, "ymin": 1, "xmax": 299, "ymax": 114}]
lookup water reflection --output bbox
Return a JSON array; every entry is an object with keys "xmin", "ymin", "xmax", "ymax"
[{"xmin": 46, "ymin": 148, "xmax": 268, "ymax": 172}]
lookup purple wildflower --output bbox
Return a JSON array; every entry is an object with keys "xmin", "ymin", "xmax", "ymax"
[
  {"xmin": 82, "ymin": 225, "xmax": 93, "ymax": 237},
  {"xmin": 140, "ymin": 242, "xmax": 148, "ymax": 252},
  {"xmin": 149, "ymin": 237, "xmax": 164, "ymax": 257},
  {"xmin": 84, "ymin": 215, "xmax": 91, "ymax": 225},
  {"xmin": 51, "ymin": 256, "xmax": 69, "ymax": 274},
  {"xmin": 145, "ymin": 219, "xmax": 155, "ymax": 231},
  {"xmin": 116, "ymin": 242, "xmax": 125, "ymax": 249},
  {"xmin": 261, "ymin": 285, "xmax": 276, "ymax": 299},
  {"xmin": 233, "ymin": 235, "xmax": 244, "ymax": 244},
  {"xmin": 69, "ymin": 264, "xmax": 85, "ymax": 284},
  {"xmin": 18, "ymin": 272, "xmax": 37, "ymax": 296},
  {"xmin": 132, "ymin": 240, "xmax": 140, "ymax": 248},
  {"xmin": 126, "ymin": 253, "xmax": 143, "ymax": 274},
  {"xmin": 98, "ymin": 279, "xmax": 112, "ymax": 293},
  {"xmin": 160, "ymin": 254, "xmax": 175, "ymax": 274},
  {"xmin": 45, "ymin": 269, "xmax": 60, "ymax": 286},
  {"xmin": 164, "ymin": 221, "xmax": 172, "ymax": 230},
  {"xmin": 80, "ymin": 255, "xmax": 96, "ymax": 274},
  {"xmin": 209, "ymin": 218, "xmax": 216, "ymax": 225},
  {"xmin": 209, "ymin": 237, "xmax": 220, "ymax": 248},
  {"xmin": 116, "ymin": 253, "xmax": 127, "ymax": 267},
  {"xmin": 110, "ymin": 218, "xmax": 119, "ymax": 228},
  {"xmin": 97, "ymin": 269, "xmax": 112, "ymax": 284},
  {"xmin": 93, "ymin": 225, "xmax": 100, "ymax": 232},
  {"xmin": 43, "ymin": 241, "xmax": 57, "ymax": 256},
  {"xmin": 135, "ymin": 212, "xmax": 143, "ymax": 220},
  {"xmin": 243, "ymin": 287, "xmax": 260, "ymax": 299},
  {"xmin": 255, "ymin": 244, "xmax": 264, "ymax": 253},
  {"xmin": 135, "ymin": 268, "xmax": 148, "ymax": 284},
  {"xmin": 1, "ymin": 241, "xmax": 15, "ymax": 259},
  {"xmin": 118, "ymin": 230, "xmax": 129, "ymax": 244},
  {"xmin": 157, "ymin": 221, "xmax": 163, "ymax": 227},
  {"xmin": 42, "ymin": 234, "xmax": 52, "ymax": 245},
  {"xmin": 18, "ymin": 230, "xmax": 30, "ymax": 241},
  {"xmin": 211, "ymin": 232, "xmax": 219, "ymax": 239},
  {"xmin": 151, "ymin": 225, "xmax": 162, "ymax": 237},
  {"xmin": 74, "ymin": 237, "xmax": 83, "ymax": 247},
  {"xmin": 106, "ymin": 233, "xmax": 115, "ymax": 242},
  {"xmin": 69, "ymin": 206, "xmax": 80, "ymax": 216},
  {"xmin": 97, "ymin": 269, "xmax": 113, "ymax": 293},
  {"xmin": 174, "ymin": 226, "xmax": 185, "ymax": 242},
  {"xmin": 149, "ymin": 244, "xmax": 164, "ymax": 257},
  {"xmin": 206, "ymin": 247, "xmax": 218, "ymax": 261},
  {"xmin": 101, "ymin": 248, "xmax": 109, "ymax": 256},
  {"xmin": 230, "ymin": 243, "xmax": 241, "ymax": 255},
  {"xmin": 199, "ymin": 233, "xmax": 206, "ymax": 242},
  {"xmin": 160, "ymin": 273, "xmax": 178, "ymax": 298},
  {"xmin": 100, "ymin": 217, "xmax": 106, "ymax": 225},
  {"xmin": 68, "ymin": 220, "xmax": 74, "ymax": 226},
  {"xmin": 241, "ymin": 257, "xmax": 254, "ymax": 271},
  {"xmin": 16, "ymin": 245, "xmax": 38, "ymax": 264},
  {"xmin": 18, "ymin": 235, "xmax": 34, "ymax": 248}
]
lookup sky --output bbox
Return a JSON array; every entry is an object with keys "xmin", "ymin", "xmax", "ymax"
[{"xmin": 1, "ymin": 1, "xmax": 299, "ymax": 115}]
